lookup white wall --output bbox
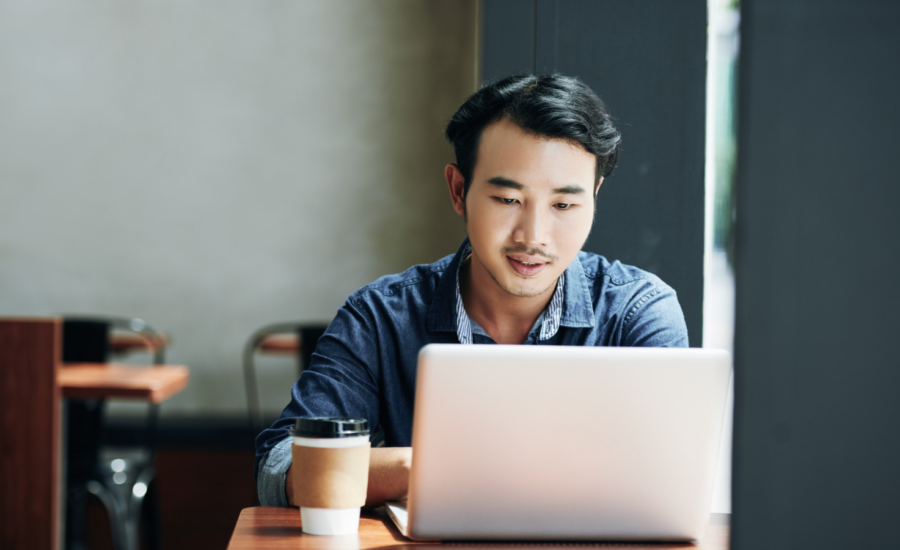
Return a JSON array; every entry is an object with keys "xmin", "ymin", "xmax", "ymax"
[{"xmin": 0, "ymin": 0, "xmax": 475, "ymax": 417}]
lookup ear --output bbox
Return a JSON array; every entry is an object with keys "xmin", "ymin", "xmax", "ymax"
[
  {"xmin": 594, "ymin": 176, "xmax": 604, "ymax": 199},
  {"xmin": 445, "ymin": 163, "xmax": 467, "ymax": 217}
]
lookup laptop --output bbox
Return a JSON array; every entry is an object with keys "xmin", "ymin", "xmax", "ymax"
[{"xmin": 386, "ymin": 344, "xmax": 731, "ymax": 541}]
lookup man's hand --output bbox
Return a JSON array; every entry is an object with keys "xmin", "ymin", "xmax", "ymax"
[
  {"xmin": 364, "ymin": 447, "xmax": 412, "ymax": 507},
  {"xmin": 284, "ymin": 447, "xmax": 412, "ymax": 508}
]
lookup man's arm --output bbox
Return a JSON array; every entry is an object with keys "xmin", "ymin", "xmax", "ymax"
[
  {"xmin": 254, "ymin": 295, "xmax": 386, "ymax": 506},
  {"xmin": 284, "ymin": 447, "xmax": 412, "ymax": 508}
]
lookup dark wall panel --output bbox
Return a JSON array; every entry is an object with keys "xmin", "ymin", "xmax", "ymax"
[
  {"xmin": 484, "ymin": 0, "xmax": 707, "ymax": 346},
  {"xmin": 482, "ymin": 0, "xmax": 535, "ymax": 78},
  {"xmin": 732, "ymin": 1, "xmax": 900, "ymax": 548}
]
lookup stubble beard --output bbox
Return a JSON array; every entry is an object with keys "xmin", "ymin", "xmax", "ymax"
[
  {"xmin": 486, "ymin": 267, "xmax": 559, "ymax": 298},
  {"xmin": 477, "ymin": 247, "xmax": 560, "ymax": 298},
  {"xmin": 463, "ymin": 211, "xmax": 589, "ymax": 299}
]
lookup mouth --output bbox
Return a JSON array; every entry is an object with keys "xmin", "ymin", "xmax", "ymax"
[{"xmin": 507, "ymin": 255, "xmax": 548, "ymax": 277}]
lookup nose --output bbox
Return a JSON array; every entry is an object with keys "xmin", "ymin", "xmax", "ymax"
[{"xmin": 512, "ymin": 203, "xmax": 550, "ymax": 247}]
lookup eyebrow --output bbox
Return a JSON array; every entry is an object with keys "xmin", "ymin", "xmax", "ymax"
[
  {"xmin": 553, "ymin": 185, "xmax": 586, "ymax": 195},
  {"xmin": 487, "ymin": 176, "xmax": 586, "ymax": 195},
  {"xmin": 487, "ymin": 176, "xmax": 524, "ymax": 190}
]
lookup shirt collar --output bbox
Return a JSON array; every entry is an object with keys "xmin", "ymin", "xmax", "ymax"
[{"xmin": 427, "ymin": 238, "xmax": 594, "ymax": 338}]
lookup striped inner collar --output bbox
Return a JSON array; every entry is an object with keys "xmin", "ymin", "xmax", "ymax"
[{"xmin": 454, "ymin": 242, "xmax": 564, "ymax": 344}]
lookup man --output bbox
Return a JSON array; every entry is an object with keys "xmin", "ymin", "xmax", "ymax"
[{"xmin": 255, "ymin": 74, "xmax": 688, "ymax": 507}]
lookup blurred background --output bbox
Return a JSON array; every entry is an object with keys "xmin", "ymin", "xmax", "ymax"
[
  {"xmin": 1, "ymin": 0, "xmax": 744, "ymax": 548},
  {"xmin": 1, "ymin": 1, "xmax": 476, "ymax": 548},
  {"xmin": 0, "ymin": 0, "xmax": 474, "ymax": 421}
]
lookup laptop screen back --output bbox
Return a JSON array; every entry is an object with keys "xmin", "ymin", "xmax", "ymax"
[{"xmin": 406, "ymin": 345, "xmax": 730, "ymax": 541}]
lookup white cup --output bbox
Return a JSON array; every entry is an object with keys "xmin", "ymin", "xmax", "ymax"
[
  {"xmin": 291, "ymin": 417, "xmax": 369, "ymax": 535},
  {"xmin": 294, "ymin": 435, "xmax": 369, "ymax": 535}
]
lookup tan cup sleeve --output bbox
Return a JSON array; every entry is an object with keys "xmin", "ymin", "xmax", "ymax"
[{"xmin": 292, "ymin": 443, "xmax": 371, "ymax": 509}]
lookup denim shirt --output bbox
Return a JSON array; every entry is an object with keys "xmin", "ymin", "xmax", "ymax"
[{"xmin": 254, "ymin": 238, "xmax": 688, "ymax": 506}]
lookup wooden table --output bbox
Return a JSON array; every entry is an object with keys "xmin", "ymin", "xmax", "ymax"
[
  {"xmin": 59, "ymin": 361, "xmax": 189, "ymax": 550},
  {"xmin": 58, "ymin": 363, "xmax": 189, "ymax": 403},
  {"xmin": 227, "ymin": 507, "xmax": 730, "ymax": 550}
]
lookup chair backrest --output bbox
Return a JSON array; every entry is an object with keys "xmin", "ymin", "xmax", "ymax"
[
  {"xmin": 62, "ymin": 316, "xmax": 166, "ymax": 365},
  {"xmin": 242, "ymin": 321, "xmax": 386, "ymax": 447},
  {"xmin": 297, "ymin": 325, "xmax": 327, "ymax": 375},
  {"xmin": 61, "ymin": 316, "xmax": 167, "ymax": 452},
  {"xmin": 243, "ymin": 322, "xmax": 329, "ymax": 432},
  {"xmin": 62, "ymin": 319, "xmax": 109, "ymax": 362},
  {"xmin": 0, "ymin": 318, "xmax": 62, "ymax": 550}
]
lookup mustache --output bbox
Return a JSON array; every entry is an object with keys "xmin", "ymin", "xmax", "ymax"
[{"xmin": 502, "ymin": 246, "xmax": 557, "ymax": 263}]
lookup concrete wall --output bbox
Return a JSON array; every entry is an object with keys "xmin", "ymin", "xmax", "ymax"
[{"xmin": 0, "ymin": 0, "xmax": 476, "ymax": 417}]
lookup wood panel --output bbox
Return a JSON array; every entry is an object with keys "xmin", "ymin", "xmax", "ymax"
[
  {"xmin": 58, "ymin": 363, "xmax": 189, "ymax": 403},
  {"xmin": 0, "ymin": 318, "xmax": 62, "ymax": 550},
  {"xmin": 228, "ymin": 507, "xmax": 730, "ymax": 550},
  {"xmin": 156, "ymin": 450, "xmax": 259, "ymax": 550}
]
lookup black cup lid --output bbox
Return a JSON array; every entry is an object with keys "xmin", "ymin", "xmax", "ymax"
[{"xmin": 290, "ymin": 417, "xmax": 369, "ymax": 438}]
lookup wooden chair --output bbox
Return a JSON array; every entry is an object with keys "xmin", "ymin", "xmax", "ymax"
[{"xmin": 0, "ymin": 318, "xmax": 63, "ymax": 550}]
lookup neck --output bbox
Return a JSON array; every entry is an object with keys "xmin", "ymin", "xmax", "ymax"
[{"xmin": 459, "ymin": 254, "xmax": 556, "ymax": 345}]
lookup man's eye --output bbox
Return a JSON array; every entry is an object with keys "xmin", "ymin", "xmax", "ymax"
[
  {"xmin": 496, "ymin": 197, "xmax": 518, "ymax": 205},
  {"xmin": 556, "ymin": 203, "xmax": 571, "ymax": 210}
]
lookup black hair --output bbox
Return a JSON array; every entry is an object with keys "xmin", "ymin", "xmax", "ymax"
[{"xmin": 445, "ymin": 74, "xmax": 621, "ymax": 197}]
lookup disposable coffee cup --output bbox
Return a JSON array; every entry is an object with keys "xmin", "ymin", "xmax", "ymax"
[{"xmin": 290, "ymin": 417, "xmax": 371, "ymax": 536}]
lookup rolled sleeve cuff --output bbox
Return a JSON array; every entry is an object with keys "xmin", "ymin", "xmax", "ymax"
[{"xmin": 257, "ymin": 435, "xmax": 293, "ymax": 507}]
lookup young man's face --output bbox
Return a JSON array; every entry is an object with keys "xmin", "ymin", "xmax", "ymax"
[{"xmin": 447, "ymin": 117, "xmax": 599, "ymax": 300}]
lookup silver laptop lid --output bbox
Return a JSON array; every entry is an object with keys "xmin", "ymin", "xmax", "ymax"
[{"xmin": 406, "ymin": 345, "xmax": 731, "ymax": 541}]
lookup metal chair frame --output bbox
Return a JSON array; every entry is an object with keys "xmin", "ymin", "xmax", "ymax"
[
  {"xmin": 242, "ymin": 321, "xmax": 386, "ymax": 447},
  {"xmin": 62, "ymin": 316, "xmax": 166, "ymax": 550},
  {"xmin": 242, "ymin": 322, "xmax": 327, "ymax": 433}
]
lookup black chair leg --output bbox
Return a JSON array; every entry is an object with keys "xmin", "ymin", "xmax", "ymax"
[
  {"xmin": 65, "ymin": 400, "xmax": 104, "ymax": 550},
  {"xmin": 65, "ymin": 481, "xmax": 89, "ymax": 550},
  {"xmin": 124, "ymin": 466, "xmax": 156, "ymax": 550},
  {"xmin": 143, "ymin": 478, "xmax": 162, "ymax": 550},
  {"xmin": 86, "ymin": 480, "xmax": 128, "ymax": 550}
]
